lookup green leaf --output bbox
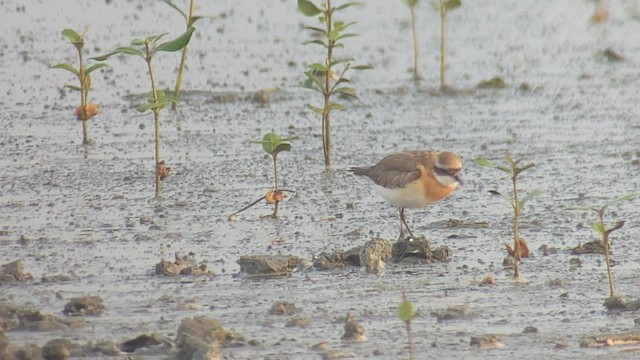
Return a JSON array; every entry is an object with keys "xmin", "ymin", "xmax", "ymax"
[
  {"xmin": 350, "ymin": 64, "xmax": 373, "ymax": 70},
  {"xmin": 303, "ymin": 26, "xmax": 327, "ymax": 34},
  {"xmin": 475, "ymin": 156, "xmax": 496, "ymax": 168},
  {"xmin": 65, "ymin": 85, "xmax": 81, "ymax": 92},
  {"xmin": 604, "ymin": 193, "xmax": 637, "ymax": 209},
  {"xmin": 328, "ymin": 30, "xmax": 340, "ymax": 42},
  {"xmin": 333, "ymin": 87, "xmax": 358, "ymax": 98},
  {"xmin": 443, "ymin": 0, "xmax": 461, "ymax": 12},
  {"xmin": 328, "ymin": 102, "xmax": 346, "ymax": 111},
  {"xmin": 91, "ymin": 46, "xmax": 144, "ymax": 61},
  {"xmin": 330, "ymin": 57, "xmax": 353, "ymax": 67},
  {"xmin": 307, "ymin": 104, "xmax": 324, "ymax": 114},
  {"xmin": 334, "ymin": 2, "xmax": 363, "ymax": 11},
  {"xmin": 162, "ymin": 0, "xmax": 187, "ymax": 20},
  {"xmin": 396, "ymin": 299, "xmax": 416, "ymax": 323},
  {"xmin": 298, "ymin": 0, "xmax": 322, "ymax": 16},
  {"xmin": 302, "ymin": 39, "xmax": 327, "ymax": 47},
  {"xmin": 61, "ymin": 29, "xmax": 83, "ymax": 43},
  {"xmin": 402, "ymin": 0, "xmax": 419, "ymax": 7},
  {"xmin": 85, "ymin": 63, "xmax": 110, "ymax": 74},
  {"xmin": 567, "ymin": 205, "xmax": 599, "ymax": 212},
  {"xmin": 591, "ymin": 222, "xmax": 605, "ymax": 236},
  {"xmin": 520, "ymin": 189, "xmax": 543, "ymax": 208},
  {"xmin": 51, "ymin": 63, "xmax": 79, "ymax": 77},
  {"xmin": 155, "ymin": 27, "xmax": 195, "ymax": 52},
  {"xmin": 308, "ymin": 63, "xmax": 327, "ymax": 72},
  {"xmin": 336, "ymin": 33, "xmax": 360, "ymax": 42},
  {"xmin": 146, "ymin": 33, "xmax": 169, "ymax": 44},
  {"xmin": 131, "ymin": 38, "xmax": 145, "ymax": 46}
]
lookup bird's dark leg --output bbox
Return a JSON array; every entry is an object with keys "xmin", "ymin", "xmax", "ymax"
[{"xmin": 399, "ymin": 207, "xmax": 415, "ymax": 240}]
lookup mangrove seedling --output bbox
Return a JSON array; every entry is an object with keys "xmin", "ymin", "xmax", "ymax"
[
  {"xmin": 228, "ymin": 132, "xmax": 297, "ymax": 219},
  {"xmin": 436, "ymin": 0, "xmax": 461, "ymax": 91},
  {"xmin": 396, "ymin": 292, "xmax": 417, "ymax": 360},
  {"xmin": 570, "ymin": 193, "xmax": 636, "ymax": 306},
  {"xmin": 298, "ymin": 0, "xmax": 372, "ymax": 167},
  {"xmin": 91, "ymin": 27, "xmax": 195, "ymax": 196},
  {"xmin": 163, "ymin": 0, "xmax": 215, "ymax": 110},
  {"xmin": 402, "ymin": 0, "xmax": 420, "ymax": 81},
  {"xmin": 52, "ymin": 29, "xmax": 110, "ymax": 145},
  {"xmin": 476, "ymin": 154, "xmax": 542, "ymax": 279}
]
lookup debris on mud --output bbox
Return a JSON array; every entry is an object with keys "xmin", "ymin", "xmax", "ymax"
[
  {"xmin": 119, "ymin": 333, "xmax": 168, "ymax": 353},
  {"xmin": 269, "ymin": 301, "xmax": 299, "ymax": 316},
  {"xmin": 42, "ymin": 338, "xmax": 73, "ymax": 360},
  {"xmin": 433, "ymin": 305, "xmax": 475, "ymax": 322},
  {"xmin": 470, "ymin": 334, "xmax": 505, "ymax": 349},
  {"xmin": 571, "ymin": 240, "xmax": 605, "ymax": 255},
  {"xmin": 359, "ymin": 237, "xmax": 391, "ymax": 274},
  {"xmin": 62, "ymin": 296, "xmax": 105, "ymax": 316},
  {"xmin": 341, "ymin": 312, "xmax": 366, "ymax": 342},
  {"xmin": 175, "ymin": 316, "xmax": 253, "ymax": 359},
  {"xmin": 537, "ymin": 244, "xmax": 558, "ymax": 256},
  {"xmin": 391, "ymin": 237, "xmax": 449, "ymax": 263},
  {"xmin": 0, "ymin": 302, "xmax": 83, "ymax": 331},
  {"xmin": 313, "ymin": 247, "xmax": 361, "ymax": 270},
  {"xmin": 0, "ymin": 259, "xmax": 33, "ymax": 283},
  {"xmin": 155, "ymin": 252, "xmax": 212, "ymax": 277},
  {"xmin": 476, "ymin": 76, "xmax": 507, "ymax": 89},
  {"xmin": 237, "ymin": 255, "xmax": 298, "ymax": 277},
  {"xmin": 580, "ymin": 331, "xmax": 640, "ymax": 347},
  {"xmin": 286, "ymin": 317, "xmax": 310, "ymax": 328}
]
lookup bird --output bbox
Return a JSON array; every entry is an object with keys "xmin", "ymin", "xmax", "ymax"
[{"xmin": 350, "ymin": 150, "xmax": 463, "ymax": 240}]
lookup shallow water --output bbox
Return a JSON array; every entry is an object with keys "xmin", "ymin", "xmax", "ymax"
[{"xmin": 1, "ymin": 0, "xmax": 640, "ymax": 358}]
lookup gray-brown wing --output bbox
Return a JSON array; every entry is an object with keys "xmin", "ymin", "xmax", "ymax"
[{"xmin": 351, "ymin": 152, "xmax": 422, "ymax": 189}]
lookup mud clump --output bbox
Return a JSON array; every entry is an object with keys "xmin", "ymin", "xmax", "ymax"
[
  {"xmin": 359, "ymin": 237, "xmax": 391, "ymax": 274},
  {"xmin": 269, "ymin": 301, "xmax": 299, "ymax": 316},
  {"xmin": 313, "ymin": 247, "xmax": 361, "ymax": 270},
  {"xmin": 175, "ymin": 316, "xmax": 253, "ymax": 360},
  {"xmin": 1, "ymin": 302, "xmax": 82, "ymax": 332},
  {"xmin": 391, "ymin": 237, "xmax": 449, "ymax": 263},
  {"xmin": 42, "ymin": 338, "xmax": 73, "ymax": 360},
  {"xmin": 62, "ymin": 296, "xmax": 105, "ymax": 316},
  {"xmin": 580, "ymin": 331, "xmax": 640, "ymax": 347},
  {"xmin": 0, "ymin": 259, "xmax": 33, "ymax": 283},
  {"xmin": 119, "ymin": 333, "xmax": 167, "ymax": 353},
  {"xmin": 155, "ymin": 252, "xmax": 212, "ymax": 276},
  {"xmin": 341, "ymin": 313, "xmax": 366, "ymax": 342},
  {"xmin": 470, "ymin": 334, "xmax": 504, "ymax": 349},
  {"xmin": 433, "ymin": 305, "xmax": 475, "ymax": 322},
  {"xmin": 571, "ymin": 240, "xmax": 605, "ymax": 255},
  {"xmin": 237, "ymin": 255, "xmax": 298, "ymax": 277}
]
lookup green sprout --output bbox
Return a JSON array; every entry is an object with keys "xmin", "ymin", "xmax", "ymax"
[
  {"xmin": 92, "ymin": 27, "xmax": 195, "ymax": 196},
  {"xmin": 52, "ymin": 29, "xmax": 110, "ymax": 145},
  {"xmin": 476, "ymin": 155, "xmax": 542, "ymax": 279},
  {"xmin": 570, "ymin": 194, "xmax": 636, "ymax": 305},
  {"xmin": 396, "ymin": 292, "xmax": 417, "ymax": 360},
  {"xmin": 298, "ymin": 0, "xmax": 372, "ymax": 167},
  {"xmin": 163, "ymin": 0, "xmax": 215, "ymax": 110},
  {"xmin": 436, "ymin": 0, "xmax": 461, "ymax": 91},
  {"xmin": 229, "ymin": 132, "xmax": 297, "ymax": 219},
  {"xmin": 402, "ymin": 0, "xmax": 420, "ymax": 81}
]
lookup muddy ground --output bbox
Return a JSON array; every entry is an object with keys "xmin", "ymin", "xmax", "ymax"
[{"xmin": 1, "ymin": 0, "xmax": 640, "ymax": 359}]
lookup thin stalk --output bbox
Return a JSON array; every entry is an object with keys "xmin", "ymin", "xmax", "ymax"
[
  {"xmin": 402, "ymin": 292, "xmax": 415, "ymax": 360},
  {"xmin": 78, "ymin": 49, "xmax": 90, "ymax": 144},
  {"xmin": 145, "ymin": 43, "xmax": 162, "ymax": 196},
  {"xmin": 512, "ymin": 175, "xmax": 520, "ymax": 279},
  {"xmin": 600, "ymin": 211, "xmax": 616, "ymax": 298},
  {"xmin": 439, "ymin": 1, "xmax": 446, "ymax": 90},
  {"xmin": 322, "ymin": 0, "xmax": 333, "ymax": 167},
  {"xmin": 272, "ymin": 153, "xmax": 279, "ymax": 217},
  {"xmin": 172, "ymin": 0, "xmax": 195, "ymax": 110},
  {"xmin": 409, "ymin": 4, "xmax": 419, "ymax": 81}
]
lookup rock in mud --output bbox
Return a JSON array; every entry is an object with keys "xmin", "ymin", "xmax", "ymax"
[
  {"xmin": 322, "ymin": 350, "xmax": 357, "ymax": 359},
  {"xmin": 175, "ymin": 316, "xmax": 250, "ymax": 359},
  {"xmin": 571, "ymin": 240, "xmax": 605, "ymax": 255},
  {"xmin": 580, "ymin": 331, "xmax": 640, "ymax": 347},
  {"xmin": 155, "ymin": 252, "xmax": 212, "ymax": 276},
  {"xmin": 391, "ymin": 237, "xmax": 449, "ymax": 263},
  {"xmin": 285, "ymin": 317, "xmax": 310, "ymax": 328},
  {"xmin": 119, "ymin": 333, "xmax": 166, "ymax": 353},
  {"xmin": 0, "ymin": 302, "xmax": 79, "ymax": 332},
  {"xmin": 313, "ymin": 247, "xmax": 361, "ymax": 270},
  {"xmin": 359, "ymin": 237, "xmax": 391, "ymax": 274},
  {"xmin": 433, "ymin": 305, "xmax": 475, "ymax": 322},
  {"xmin": 62, "ymin": 296, "xmax": 105, "ymax": 316},
  {"xmin": 269, "ymin": 301, "xmax": 298, "ymax": 315},
  {"xmin": 603, "ymin": 295, "xmax": 627, "ymax": 310},
  {"xmin": 341, "ymin": 313, "xmax": 366, "ymax": 342},
  {"xmin": 237, "ymin": 255, "xmax": 298, "ymax": 277},
  {"xmin": 42, "ymin": 338, "xmax": 72, "ymax": 360},
  {"xmin": 470, "ymin": 334, "xmax": 504, "ymax": 349},
  {"xmin": 0, "ymin": 259, "xmax": 33, "ymax": 282},
  {"xmin": 86, "ymin": 340, "xmax": 121, "ymax": 356}
]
